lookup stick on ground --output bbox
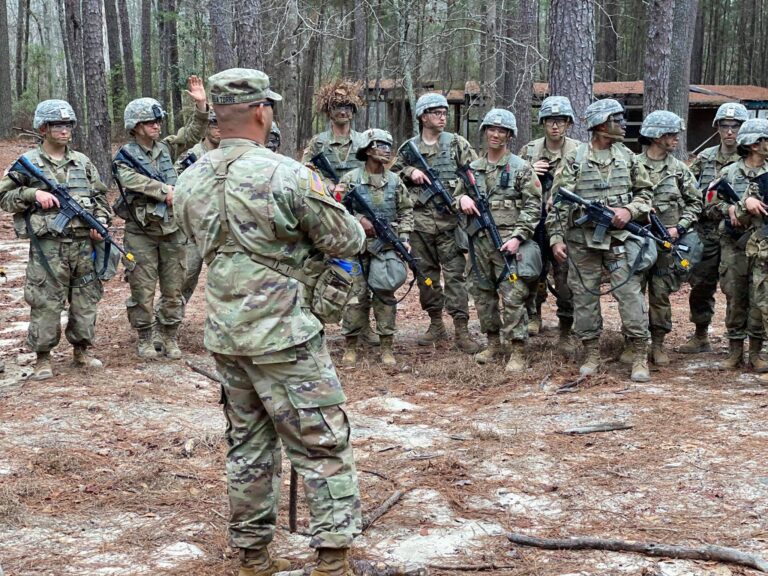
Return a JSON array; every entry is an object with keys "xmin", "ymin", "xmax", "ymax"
[
  {"xmin": 557, "ymin": 421, "xmax": 633, "ymax": 435},
  {"xmin": 362, "ymin": 489, "xmax": 405, "ymax": 531}
]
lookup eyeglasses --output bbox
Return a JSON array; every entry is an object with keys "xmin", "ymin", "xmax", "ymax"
[
  {"xmin": 427, "ymin": 109, "xmax": 448, "ymax": 118},
  {"xmin": 332, "ymin": 104, "xmax": 354, "ymax": 113},
  {"xmin": 544, "ymin": 117, "xmax": 569, "ymax": 127},
  {"xmin": 608, "ymin": 113, "xmax": 625, "ymax": 123},
  {"xmin": 372, "ymin": 142, "xmax": 392, "ymax": 152},
  {"xmin": 248, "ymin": 100, "xmax": 274, "ymax": 109},
  {"xmin": 139, "ymin": 119, "xmax": 162, "ymax": 127},
  {"xmin": 718, "ymin": 122, "xmax": 741, "ymax": 132},
  {"xmin": 48, "ymin": 122, "xmax": 74, "ymax": 132}
]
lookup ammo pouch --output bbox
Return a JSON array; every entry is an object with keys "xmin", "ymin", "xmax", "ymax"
[
  {"xmin": 298, "ymin": 255, "xmax": 355, "ymax": 324},
  {"xmin": 672, "ymin": 230, "xmax": 704, "ymax": 276},
  {"xmin": 512, "ymin": 240, "xmax": 543, "ymax": 281},
  {"xmin": 94, "ymin": 240, "xmax": 122, "ymax": 281},
  {"xmin": 368, "ymin": 249, "xmax": 407, "ymax": 292},
  {"xmin": 112, "ymin": 194, "xmax": 131, "ymax": 221},
  {"xmin": 624, "ymin": 235, "xmax": 658, "ymax": 273},
  {"xmin": 454, "ymin": 225, "xmax": 469, "ymax": 253}
]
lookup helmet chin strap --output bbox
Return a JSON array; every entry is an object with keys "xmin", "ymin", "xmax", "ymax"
[{"xmin": 595, "ymin": 130, "xmax": 625, "ymax": 142}]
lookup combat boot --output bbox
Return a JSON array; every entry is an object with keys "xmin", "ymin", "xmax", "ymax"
[
  {"xmin": 238, "ymin": 547, "xmax": 291, "ymax": 576},
  {"xmin": 379, "ymin": 335, "xmax": 396, "ymax": 366},
  {"xmin": 748, "ymin": 338, "xmax": 768, "ymax": 373},
  {"xmin": 579, "ymin": 339, "xmax": 600, "ymax": 376},
  {"xmin": 475, "ymin": 333, "xmax": 502, "ymax": 364},
  {"xmin": 678, "ymin": 323, "xmax": 712, "ymax": 354},
  {"xmin": 73, "ymin": 345, "xmax": 103, "ymax": 369},
  {"xmin": 527, "ymin": 313, "xmax": 541, "ymax": 336},
  {"xmin": 310, "ymin": 548, "xmax": 354, "ymax": 576},
  {"xmin": 360, "ymin": 323, "xmax": 380, "ymax": 347},
  {"xmin": 152, "ymin": 325, "xmax": 163, "ymax": 352},
  {"xmin": 159, "ymin": 325, "xmax": 182, "ymax": 359},
  {"xmin": 454, "ymin": 317, "xmax": 481, "ymax": 354},
  {"xmin": 137, "ymin": 329, "xmax": 159, "ymax": 360},
  {"xmin": 722, "ymin": 339, "xmax": 744, "ymax": 369},
  {"xmin": 650, "ymin": 330, "xmax": 670, "ymax": 366},
  {"xmin": 31, "ymin": 351, "xmax": 53, "ymax": 381},
  {"xmin": 417, "ymin": 312, "xmax": 448, "ymax": 346},
  {"xmin": 618, "ymin": 338, "xmax": 634, "ymax": 364},
  {"xmin": 505, "ymin": 341, "xmax": 527, "ymax": 372},
  {"xmin": 630, "ymin": 339, "xmax": 651, "ymax": 382},
  {"xmin": 341, "ymin": 336, "xmax": 358, "ymax": 367},
  {"xmin": 558, "ymin": 317, "xmax": 577, "ymax": 355}
]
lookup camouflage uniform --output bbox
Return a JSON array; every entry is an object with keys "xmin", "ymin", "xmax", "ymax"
[
  {"xmin": 174, "ymin": 69, "xmax": 366, "ymax": 572},
  {"xmin": 301, "ymin": 130, "xmax": 366, "ymax": 190},
  {"xmin": 0, "ymin": 100, "xmax": 110, "ymax": 378}
]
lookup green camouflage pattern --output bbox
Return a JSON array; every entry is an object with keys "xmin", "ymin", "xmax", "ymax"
[
  {"xmin": 640, "ymin": 110, "xmax": 685, "ymax": 139},
  {"xmin": 209, "ymin": 68, "xmax": 282, "ymax": 105},
  {"xmin": 123, "ymin": 98, "xmax": 166, "ymax": 131},
  {"xmin": 174, "ymin": 139, "xmax": 214, "ymax": 174},
  {"xmin": 538, "ymin": 96, "xmax": 575, "ymax": 123},
  {"xmin": 34, "ymin": 99, "xmax": 76, "ymax": 129},
  {"xmin": 480, "ymin": 108, "xmax": 517, "ymax": 135},
  {"xmin": 736, "ymin": 118, "xmax": 768, "ymax": 147},
  {"xmin": 301, "ymin": 130, "xmax": 367, "ymax": 190},
  {"xmin": 584, "ymin": 99, "xmax": 624, "ymax": 130},
  {"xmin": 713, "ymin": 102, "xmax": 749, "ymax": 126},
  {"xmin": 415, "ymin": 93, "xmax": 448, "ymax": 118},
  {"xmin": 340, "ymin": 252, "xmax": 397, "ymax": 336}
]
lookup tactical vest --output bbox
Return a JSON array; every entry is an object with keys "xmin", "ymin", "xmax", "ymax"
[
  {"xmin": 722, "ymin": 161, "xmax": 755, "ymax": 199},
  {"xmin": 696, "ymin": 146, "xmax": 721, "ymax": 188},
  {"xmin": 644, "ymin": 156, "xmax": 685, "ymax": 227},
  {"xmin": 473, "ymin": 154, "xmax": 527, "ymax": 228},
  {"xmin": 349, "ymin": 169, "xmax": 399, "ymax": 223},
  {"xmin": 313, "ymin": 130, "xmax": 365, "ymax": 176},
  {"xmin": 122, "ymin": 141, "xmax": 178, "ymax": 187},
  {"xmin": 13, "ymin": 149, "xmax": 97, "ymax": 239},
  {"xmin": 412, "ymin": 132, "xmax": 457, "ymax": 186},
  {"xmin": 572, "ymin": 143, "xmax": 633, "ymax": 206}
]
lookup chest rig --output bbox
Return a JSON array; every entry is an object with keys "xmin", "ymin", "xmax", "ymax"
[
  {"xmin": 349, "ymin": 170, "xmax": 399, "ymax": 223},
  {"xmin": 474, "ymin": 155, "xmax": 526, "ymax": 228},
  {"xmin": 572, "ymin": 143, "xmax": 633, "ymax": 206},
  {"xmin": 314, "ymin": 130, "xmax": 365, "ymax": 177}
]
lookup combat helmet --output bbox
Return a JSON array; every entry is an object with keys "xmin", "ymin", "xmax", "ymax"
[
  {"xmin": 480, "ymin": 108, "xmax": 517, "ymax": 137},
  {"xmin": 736, "ymin": 118, "xmax": 768, "ymax": 150},
  {"xmin": 33, "ymin": 99, "xmax": 77, "ymax": 130},
  {"xmin": 639, "ymin": 110, "xmax": 685, "ymax": 141},
  {"xmin": 315, "ymin": 79, "xmax": 365, "ymax": 115},
  {"xmin": 712, "ymin": 102, "xmax": 749, "ymax": 127},
  {"xmin": 538, "ymin": 96, "xmax": 575, "ymax": 123},
  {"xmin": 270, "ymin": 121, "xmax": 281, "ymax": 138},
  {"xmin": 415, "ymin": 93, "xmax": 448, "ymax": 118},
  {"xmin": 355, "ymin": 128, "xmax": 394, "ymax": 161},
  {"xmin": 124, "ymin": 98, "xmax": 167, "ymax": 132},
  {"xmin": 584, "ymin": 99, "xmax": 624, "ymax": 130}
]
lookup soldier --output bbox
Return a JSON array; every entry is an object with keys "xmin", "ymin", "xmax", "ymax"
[
  {"xmin": 680, "ymin": 102, "xmax": 749, "ymax": 354},
  {"xmin": 392, "ymin": 93, "xmax": 481, "ymax": 353},
  {"xmin": 0, "ymin": 100, "xmax": 111, "ymax": 379},
  {"xmin": 547, "ymin": 99, "xmax": 654, "ymax": 382},
  {"xmin": 339, "ymin": 129, "xmax": 413, "ymax": 367},
  {"xmin": 267, "ymin": 122, "xmax": 281, "ymax": 152},
  {"xmin": 708, "ymin": 119, "xmax": 768, "ymax": 370},
  {"xmin": 731, "ymin": 119, "xmax": 768, "ymax": 380},
  {"xmin": 174, "ymin": 68, "xmax": 366, "ymax": 576},
  {"xmin": 455, "ymin": 109, "xmax": 542, "ymax": 370},
  {"xmin": 633, "ymin": 111, "xmax": 702, "ymax": 365},
  {"xmin": 519, "ymin": 95, "xmax": 580, "ymax": 347},
  {"xmin": 176, "ymin": 108, "xmax": 221, "ymax": 303},
  {"xmin": 113, "ymin": 76, "xmax": 209, "ymax": 360}
]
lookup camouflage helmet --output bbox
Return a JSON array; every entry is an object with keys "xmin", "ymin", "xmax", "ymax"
[
  {"xmin": 713, "ymin": 102, "xmax": 749, "ymax": 127},
  {"xmin": 124, "ymin": 97, "xmax": 167, "ymax": 131},
  {"xmin": 736, "ymin": 118, "xmax": 768, "ymax": 148},
  {"xmin": 640, "ymin": 110, "xmax": 685, "ymax": 139},
  {"xmin": 584, "ymin": 99, "xmax": 624, "ymax": 130},
  {"xmin": 208, "ymin": 108, "xmax": 217, "ymax": 123},
  {"xmin": 480, "ymin": 108, "xmax": 517, "ymax": 137},
  {"xmin": 270, "ymin": 121, "xmax": 281, "ymax": 138},
  {"xmin": 33, "ymin": 99, "xmax": 77, "ymax": 130},
  {"xmin": 415, "ymin": 93, "xmax": 448, "ymax": 118},
  {"xmin": 355, "ymin": 128, "xmax": 394, "ymax": 161},
  {"xmin": 538, "ymin": 96, "xmax": 575, "ymax": 123}
]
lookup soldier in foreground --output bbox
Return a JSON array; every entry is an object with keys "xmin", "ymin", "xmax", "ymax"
[
  {"xmin": 680, "ymin": 102, "xmax": 749, "ymax": 353},
  {"xmin": 0, "ymin": 100, "xmax": 110, "ymax": 379},
  {"xmin": 547, "ymin": 99, "xmax": 654, "ymax": 382},
  {"xmin": 392, "ymin": 93, "xmax": 481, "ymax": 353},
  {"xmin": 339, "ymin": 129, "xmax": 413, "ymax": 367},
  {"xmin": 455, "ymin": 109, "xmax": 542, "ymax": 371},
  {"xmin": 175, "ymin": 68, "xmax": 366, "ymax": 576},
  {"xmin": 113, "ymin": 76, "xmax": 209, "ymax": 360},
  {"xmin": 520, "ymin": 95, "xmax": 580, "ymax": 348}
]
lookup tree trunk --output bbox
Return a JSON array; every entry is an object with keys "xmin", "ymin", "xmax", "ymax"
[
  {"xmin": 167, "ymin": 0, "xmax": 182, "ymax": 131},
  {"xmin": 117, "ymin": 0, "xmax": 137, "ymax": 99},
  {"xmin": 21, "ymin": 0, "xmax": 30, "ymax": 95},
  {"xmin": 353, "ymin": 0, "xmax": 367, "ymax": 83},
  {"xmin": 298, "ymin": 6, "xmax": 321, "ymax": 149},
  {"xmin": 548, "ymin": 0, "xmax": 595, "ymax": 141},
  {"xmin": 82, "ymin": 0, "xmax": 112, "ymax": 185},
  {"xmin": 0, "ymin": 0, "xmax": 13, "ymax": 137},
  {"xmin": 643, "ymin": 0, "xmax": 675, "ymax": 117},
  {"xmin": 690, "ymin": 4, "xmax": 704, "ymax": 84},
  {"xmin": 506, "ymin": 0, "xmax": 536, "ymax": 151},
  {"xmin": 477, "ymin": 0, "xmax": 495, "ymax": 148},
  {"xmin": 669, "ymin": 0, "xmax": 698, "ymax": 159},
  {"xmin": 280, "ymin": 0, "xmax": 300, "ymax": 155},
  {"xmin": 597, "ymin": 0, "xmax": 618, "ymax": 81},
  {"xmin": 59, "ymin": 0, "xmax": 86, "ymax": 150},
  {"xmin": 210, "ymin": 0, "xmax": 236, "ymax": 72},
  {"xmin": 15, "ymin": 0, "xmax": 26, "ymax": 99},
  {"xmin": 394, "ymin": 0, "xmax": 418, "ymax": 136},
  {"xmin": 104, "ymin": 0, "xmax": 124, "ymax": 133},
  {"xmin": 141, "ymin": 0, "xmax": 152, "ymax": 95}
]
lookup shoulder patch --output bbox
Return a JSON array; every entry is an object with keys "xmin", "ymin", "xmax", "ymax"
[{"xmin": 309, "ymin": 170, "xmax": 325, "ymax": 195}]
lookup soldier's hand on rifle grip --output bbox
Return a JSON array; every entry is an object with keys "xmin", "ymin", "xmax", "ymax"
[
  {"xmin": 532, "ymin": 159, "xmax": 550, "ymax": 176},
  {"xmin": 409, "ymin": 168, "xmax": 431, "ymax": 186},
  {"xmin": 728, "ymin": 205, "xmax": 741, "ymax": 227},
  {"xmin": 745, "ymin": 196, "xmax": 768, "ymax": 217},
  {"xmin": 34, "ymin": 190, "xmax": 60, "ymax": 209},
  {"xmin": 403, "ymin": 242, "xmax": 411, "ymax": 253},
  {"xmin": 359, "ymin": 216, "xmax": 375, "ymax": 237},
  {"xmin": 165, "ymin": 185, "xmax": 175, "ymax": 206},
  {"xmin": 89, "ymin": 228, "xmax": 104, "ymax": 242},
  {"xmin": 609, "ymin": 207, "xmax": 632, "ymax": 229},
  {"xmin": 501, "ymin": 238, "xmax": 521, "ymax": 256},
  {"xmin": 459, "ymin": 195, "xmax": 480, "ymax": 216},
  {"xmin": 667, "ymin": 227, "xmax": 680, "ymax": 240},
  {"xmin": 552, "ymin": 242, "xmax": 568, "ymax": 264}
]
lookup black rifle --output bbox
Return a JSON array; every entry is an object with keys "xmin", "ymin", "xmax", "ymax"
[
  {"xmin": 10, "ymin": 156, "xmax": 134, "ymax": 265},
  {"xmin": 113, "ymin": 147, "xmax": 169, "ymax": 221},
  {"xmin": 401, "ymin": 140, "xmax": 457, "ymax": 213},
  {"xmin": 178, "ymin": 151, "xmax": 198, "ymax": 171},
  {"xmin": 456, "ymin": 164, "xmax": 520, "ymax": 284},
  {"xmin": 648, "ymin": 211, "xmax": 693, "ymax": 269},
  {"xmin": 342, "ymin": 185, "xmax": 432, "ymax": 288},
  {"xmin": 533, "ymin": 169, "xmax": 556, "ymax": 290},
  {"xmin": 708, "ymin": 178, "xmax": 749, "ymax": 242},
  {"xmin": 554, "ymin": 187, "xmax": 672, "ymax": 250},
  {"xmin": 309, "ymin": 152, "xmax": 340, "ymax": 185}
]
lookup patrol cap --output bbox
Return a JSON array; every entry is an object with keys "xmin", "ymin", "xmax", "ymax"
[
  {"xmin": 538, "ymin": 96, "xmax": 575, "ymax": 123},
  {"xmin": 480, "ymin": 108, "xmax": 517, "ymax": 136},
  {"xmin": 34, "ymin": 99, "xmax": 77, "ymax": 130},
  {"xmin": 639, "ymin": 110, "xmax": 685, "ymax": 140},
  {"xmin": 584, "ymin": 99, "xmax": 624, "ymax": 130},
  {"xmin": 208, "ymin": 68, "xmax": 282, "ymax": 105},
  {"xmin": 713, "ymin": 102, "xmax": 749, "ymax": 127},
  {"xmin": 356, "ymin": 128, "xmax": 394, "ymax": 160},
  {"xmin": 124, "ymin": 98, "xmax": 166, "ymax": 131},
  {"xmin": 415, "ymin": 93, "xmax": 448, "ymax": 118},
  {"xmin": 736, "ymin": 118, "xmax": 768, "ymax": 148}
]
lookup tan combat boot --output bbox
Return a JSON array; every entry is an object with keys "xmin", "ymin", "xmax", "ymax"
[
  {"xmin": 360, "ymin": 323, "xmax": 380, "ymax": 347},
  {"xmin": 32, "ymin": 351, "xmax": 53, "ymax": 381},
  {"xmin": 475, "ymin": 333, "xmax": 502, "ymax": 364},
  {"xmin": 137, "ymin": 329, "xmax": 159, "ymax": 360},
  {"xmin": 505, "ymin": 341, "xmax": 527, "ymax": 372},
  {"xmin": 160, "ymin": 325, "xmax": 182, "ymax": 359},
  {"xmin": 722, "ymin": 339, "xmax": 744, "ymax": 369},
  {"xmin": 341, "ymin": 336, "xmax": 358, "ymax": 366},
  {"xmin": 310, "ymin": 548, "xmax": 354, "ymax": 576},
  {"xmin": 579, "ymin": 339, "xmax": 600, "ymax": 376},
  {"xmin": 650, "ymin": 330, "xmax": 670, "ymax": 366},
  {"xmin": 417, "ymin": 312, "xmax": 449, "ymax": 346},
  {"xmin": 73, "ymin": 345, "xmax": 103, "ymax": 369},
  {"xmin": 238, "ymin": 547, "xmax": 291, "ymax": 576},
  {"xmin": 618, "ymin": 338, "xmax": 634, "ymax": 364},
  {"xmin": 558, "ymin": 317, "xmax": 577, "ymax": 355},
  {"xmin": 379, "ymin": 335, "xmax": 396, "ymax": 366},
  {"xmin": 527, "ymin": 313, "xmax": 541, "ymax": 337},
  {"xmin": 454, "ymin": 317, "xmax": 481, "ymax": 354},
  {"xmin": 678, "ymin": 323, "xmax": 712, "ymax": 354},
  {"xmin": 630, "ymin": 339, "xmax": 651, "ymax": 382},
  {"xmin": 748, "ymin": 338, "xmax": 768, "ymax": 373}
]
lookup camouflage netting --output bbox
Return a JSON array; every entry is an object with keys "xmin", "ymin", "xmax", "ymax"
[{"xmin": 315, "ymin": 79, "xmax": 366, "ymax": 115}]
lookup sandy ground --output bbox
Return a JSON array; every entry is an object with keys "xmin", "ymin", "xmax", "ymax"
[{"xmin": 0, "ymin": 138, "xmax": 766, "ymax": 576}]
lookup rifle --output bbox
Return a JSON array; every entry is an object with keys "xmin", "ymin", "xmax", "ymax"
[
  {"xmin": 649, "ymin": 211, "xmax": 693, "ymax": 269},
  {"xmin": 533, "ymin": 169, "xmax": 556, "ymax": 288},
  {"xmin": 456, "ymin": 164, "xmax": 520, "ymax": 284},
  {"xmin": 178, "ymin": 151, "xmax": 198, "ymax": 171},
  {"xmin": 309, "ymin": 152, "xmax": 340, "ymax": 185},
  {"xmin": 401, "ymin": 140, "xmax": 457, "ymax": 213},
  {"xmin": 706, "ymin": 178, "xmax": 749, "ymax": 243},
  {"xmin": 342, "ymin": 185, "xmax": 432, "ymax": 288},
  {"xmin": 113, "ymin": 148, "xmax": 170, "ymax": 221},
  {"xmin": 10, "ymin": 156, "xmax": 134, "ymax": 265}
]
